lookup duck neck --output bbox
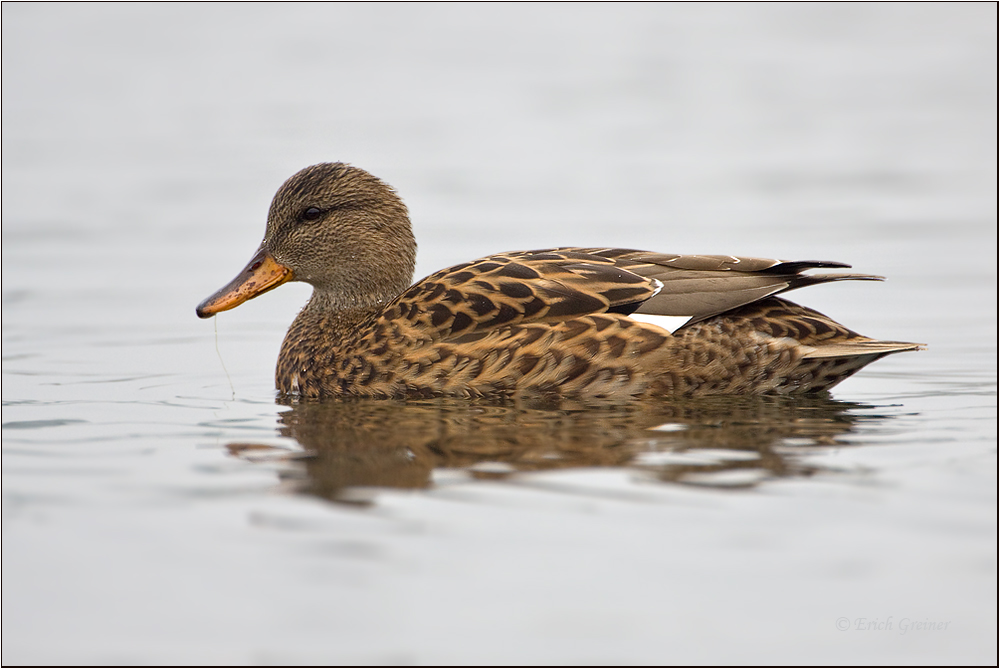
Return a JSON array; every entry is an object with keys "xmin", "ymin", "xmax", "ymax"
[
  {"xmin": 275, "ymin": 292, "xmax": 380, "ymax": 398},
  {"xmin": 300, "ymin": 285, "xmax": 393, "ymax": 313}
]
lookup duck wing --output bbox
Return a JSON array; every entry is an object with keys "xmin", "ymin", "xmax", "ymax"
[
  {"xmin": 386, "ymin": 250, "xmax": 658, "ymax": 338},
  {"xmin": 549, "ymin": 248, "xmax": 884, "ymax": 325},
  {"xmin": 383, "ymin": 248, "xmax": 882, "ymax": 340}
]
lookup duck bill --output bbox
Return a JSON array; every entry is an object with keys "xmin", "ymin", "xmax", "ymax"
[{"xmin": 196, "ymin": 248, "xmax": 293, "ymax": 318}]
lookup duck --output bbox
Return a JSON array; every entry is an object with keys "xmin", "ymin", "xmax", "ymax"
[{"xmin": 196, "ymin": 163, "xmax": 922, "ymax": 400}]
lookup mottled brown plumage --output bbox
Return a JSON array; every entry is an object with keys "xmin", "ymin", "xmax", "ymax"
[{"xmin": 197, "ymin": 163, "xmax": 922, "ymax": 400}]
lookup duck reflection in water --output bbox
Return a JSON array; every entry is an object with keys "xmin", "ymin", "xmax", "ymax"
[{"xmin": 227, "ymin": 394, "xmax": 894, "ymax": 505}]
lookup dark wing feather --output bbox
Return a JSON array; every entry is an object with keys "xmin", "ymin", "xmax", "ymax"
[{"xmin": 542, "ymin": 248, "xmax": 883, "ymax": 324}]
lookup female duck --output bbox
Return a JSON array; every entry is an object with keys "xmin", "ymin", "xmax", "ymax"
[{"xmin": 197, "ymin": 163, "xmax": 920, "ymax": 400}]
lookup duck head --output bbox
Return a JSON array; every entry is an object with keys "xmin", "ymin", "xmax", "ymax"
[{"xmin": 196, "ymin": 163, "xmax": 416, "ymax": 318}]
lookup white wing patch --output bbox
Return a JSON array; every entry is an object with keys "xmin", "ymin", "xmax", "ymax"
[{"xmin": 628, "ymin": 313, "xmax": 693, "ymax": 334}]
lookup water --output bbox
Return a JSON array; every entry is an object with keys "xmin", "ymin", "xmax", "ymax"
[{"xmin": 2, "ymin": 4, "xmax": 996, "ymax": 664}]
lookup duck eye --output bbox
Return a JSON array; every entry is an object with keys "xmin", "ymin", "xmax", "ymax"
[{"xmin": 301, "ymin": 207, "xmax": 323, "ymax": 222}]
